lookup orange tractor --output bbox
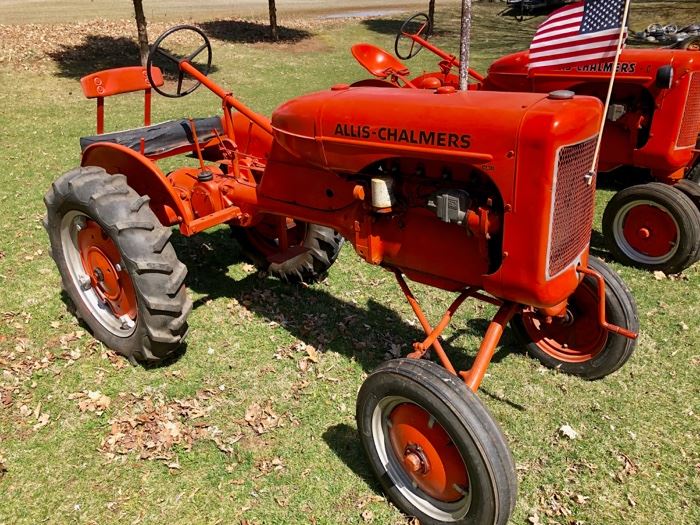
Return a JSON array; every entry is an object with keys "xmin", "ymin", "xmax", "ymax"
[
  {"xmin": 354, "ymin": 13, "xmax": 700, "ymax": 274},
  {"xmin": 44, "ymin": 26, "xmax": 639, "ymax": 525}
]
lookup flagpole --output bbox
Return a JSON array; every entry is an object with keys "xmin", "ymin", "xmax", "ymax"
[
  {"xmin": 458, "ymin": 0, "xmax": 472, "ymax": 91},
  {"xmin": 588, "ymin": 0, "xmax": 632, "ymax": 181}
]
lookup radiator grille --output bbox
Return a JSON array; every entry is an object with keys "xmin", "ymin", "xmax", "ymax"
[
  {"xmin": 677, "ymin": 72, "xmax": 700, "ymax": 149},
  {"xmin": 547, "ymin": 138, "xmax": 597, "ymax": 278}
]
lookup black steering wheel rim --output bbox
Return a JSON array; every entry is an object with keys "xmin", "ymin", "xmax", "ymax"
[
  {"xmin": 146, "ymin": 24, "xmax": 212, "ymax": 98},
  {"xmin": 395, "ymin": 12, "xmax": 432, "ymax": 60}
]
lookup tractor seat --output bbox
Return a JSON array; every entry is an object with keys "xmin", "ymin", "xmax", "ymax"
[
  {"xmin": 79, "ymin": 116, "xmax": 224, "ymax": 157},
  {"xmin": 351, "ymin": 43, "xmax": 410, "ymax": 78}
]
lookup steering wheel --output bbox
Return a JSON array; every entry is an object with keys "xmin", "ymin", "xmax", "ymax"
[
  {"xmin": 147, "ymin": 25, "xmax": 212, "ymax": 98},
  {"xmin": 395, "ymin": 13, "xmax": 432, "ymax": 60}
]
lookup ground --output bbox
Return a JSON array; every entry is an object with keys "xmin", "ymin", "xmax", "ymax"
[{"xmin": 0, "ymin": 1, "xmax": 699, "ymax": 524}]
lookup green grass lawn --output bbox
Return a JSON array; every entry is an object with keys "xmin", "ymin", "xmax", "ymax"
[{"xmin": 0, "ymin": 2, "xmax": 698, "ymax": 524}]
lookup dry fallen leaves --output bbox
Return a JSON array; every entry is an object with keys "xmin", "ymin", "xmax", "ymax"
[
  {"xmin": 615, "ymin": 453, "xmax": 638, "ymax": 483},
  {"xmin": 101, "ymin": 392, "xmax": 226, "ymax": 462},
  {"xmin": 0, "ymin": 453, "xmax": 7, "ymax": 478},
  {"xmin": 244, "ymin": 402, "xmax": 281, "ymax": 435},
  {"xmin": 71, "ymin": 390, "xmax": 111, "ymax": 415}
]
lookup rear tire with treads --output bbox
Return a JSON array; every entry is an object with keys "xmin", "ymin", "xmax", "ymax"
[
  {"xmin": 44, "ymin": 166, "xmax": 191, "ymax": 363},
  {"xmin": 232, "ymin": 218, "xmax": 344, "ymax": 284}
]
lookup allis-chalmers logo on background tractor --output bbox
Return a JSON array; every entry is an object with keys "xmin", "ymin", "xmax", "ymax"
[{"xmin": 334, "ymin": 123, "xmax": 472, "ymax": 150}]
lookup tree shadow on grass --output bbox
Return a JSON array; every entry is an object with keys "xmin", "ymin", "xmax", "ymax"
[
  {"xmin": 198, "ymin": 19, "xmax": 312, "ymax": 44},
  {"xmin": 171, "ymin": 229, "xmax": 521, "ymax": 377},
  {"xmin": 361, "ymin": 18, "xmax": 405, "ymax": 36},
  {"xmin": 49, "ymin": 34, "xmax": 220, "ymax": 80},
  {"xmin": 49, "ymin": 35, "xmax": 145, "ymax": 79}
]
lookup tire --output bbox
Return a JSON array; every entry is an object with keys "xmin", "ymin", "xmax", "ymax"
[
  {"xmin": 602, "ymin": 182, "xmax": 700, "ymax": 273},
  {"xmin": 675, "ymin": 179, "xmax": 700, "ymax": 209},
  {"xmin": 688, "ymin": 162, "xmax": 700, "ymax": 184},
  {"xmin": 44, "ymin": 166, "xmax": 192, "ymax": 363},
  {"xmin": 232, "ymin": 216, "xmax": 344, "ymax": 284},
  {"xmin": 356, "ymin": 359, "xmax": 516, "ymax": 525},
  {"xmin": 511, "ymin": 256, "xmax": 638, "ymax": 380}
]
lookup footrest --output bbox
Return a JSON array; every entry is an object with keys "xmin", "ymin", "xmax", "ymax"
[{"xmin": 80, "ymin": 116, "xmax": 224, "ymax": 157}]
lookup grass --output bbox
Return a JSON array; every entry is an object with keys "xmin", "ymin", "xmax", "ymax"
[{"xmin": 0, "ymin": 2, "xmax": 699, "ymax": 524}]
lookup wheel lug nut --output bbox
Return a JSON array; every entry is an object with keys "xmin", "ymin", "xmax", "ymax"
[
  {"xmin": 78, "ymin": 275, "xmax": 92, "ymax": 290},
  {"xmin": 119, "ymin": 315, "xmax": 135, "ymax": 330}
]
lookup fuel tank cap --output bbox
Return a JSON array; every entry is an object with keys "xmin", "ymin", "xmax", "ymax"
[{"xmin": 548, "ymin": 90, "xmax": 575, "ymax": 100}]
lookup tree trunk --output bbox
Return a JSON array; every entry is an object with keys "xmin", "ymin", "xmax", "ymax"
[
  {"xmin": 268, "ymin": 0, "xmax": 278, "ymax": 41},
  {"xmin": 428, "ymin": 0, "xmax": 436, "ymax": 34},
  {"xmin": 133, "ymin": 0, "xmax": 149, "ymax": 67}
]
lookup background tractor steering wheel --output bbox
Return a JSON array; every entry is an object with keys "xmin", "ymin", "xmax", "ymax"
[
  {"xmin": 147, "ymin": 25, "xmax": 212, "ymax": 98},
  {"xmin": 395, "ymin": 13, "xmax": 432, "ymax": 60}
]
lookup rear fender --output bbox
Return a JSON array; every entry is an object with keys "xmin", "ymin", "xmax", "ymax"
[{"xmin": 81, "ymin": 143, "xmax": 193, "ymax": 227}]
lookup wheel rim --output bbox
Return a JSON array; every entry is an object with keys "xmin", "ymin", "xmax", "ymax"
[
  {"xmin": 613, "ymin": 200, "xmax": 680, "ymax": 264},
  {"xmin": 520, "ymin": 278, "xmax": 608, "ymax": 363},
  {"xmin": 244, "ymin": 216, "xmax": 307, "ymax": 258},
  {"xmin": 60, "ymin": 211, "xmax": 137, "ymax": 337},
  {"xmin": 372, "ymin": 396, "xmax": 471, "ymax": 522}
]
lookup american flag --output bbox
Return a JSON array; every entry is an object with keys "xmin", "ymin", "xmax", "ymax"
[{"xmin": 528, "ymin": 0, "xmax": 627, "ymax": 70}]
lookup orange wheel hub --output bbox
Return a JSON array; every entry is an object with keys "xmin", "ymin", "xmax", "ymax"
[
  {"xmin": 622, "ymin": 204, "xmax": 677, "ymax": 258},
  {"xmin": 521, "ymin": 278, "xmax": 607, "ymax": 363},
  {"xmin": 388, "ymin": 403, "xmax": 469, "ymax": 502},
  {"xmin": 77, "ymin": 220, "xmax": 137, "ymax": 319}
]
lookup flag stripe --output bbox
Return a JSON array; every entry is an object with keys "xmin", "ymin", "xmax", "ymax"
[
  {"xmin": 531, "ymin": 28, "xmax": 622, "ymax": 50},
  {"xmin": 530, "ymin": 50, "xmax": 618, "ymax": 69},
  {"xmin": 538, "ymin": 5, "xmax": 584, "ymax": 28},
  {"xmin": 530, "ymin": 39, "xmax": 620, "ymax": 59},
  {"xmin": 533, "ymin": 20, "xmax": 584, "ymax": 42}
]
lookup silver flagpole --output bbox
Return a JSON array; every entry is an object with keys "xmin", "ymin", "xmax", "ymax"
[
  {"xmin": 458, "ymin": 0, "xmax": 472, "ymax": 91},
  {"xmin": 588, "ymin": 0, "xmax": 632, "ymax": 181}
]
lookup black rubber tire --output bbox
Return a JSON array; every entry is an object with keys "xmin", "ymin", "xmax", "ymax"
[
  {"xmin": 674, "ymin": 179, "xmax": 700, "ymax": 264},
  {"xmin": 687, "ymin": 162, "xmax": 700, "ymax": 184},
  {"xmin": 232, "ymin": 220, "xmax": 344, "ymax": 284},
  {"xmin": 675, "ymin": 179, "xmax": 700, "ymax": 209},
  {"xmin": 510, "ymin": 256, "xmax": 638, "ymax": 380},
  {"xmin": 44, "ymin": 166, "xmax": 192, "ymax": 362},
  {"xmin": 356, "ymin": 359, "xmax": 517, "ymax": 525},
  {"xmin": 602, "ymin": 182, "xmax": 700, "ymax": 273}
]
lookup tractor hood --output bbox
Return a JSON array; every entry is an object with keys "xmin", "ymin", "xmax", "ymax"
[
  {"xmin": 485, "ymin": 48, "xmax": 698, "ymax": 91},
  {"xmin": 271, "ymin": 85, "xmax": 597, "ymax": 173}
]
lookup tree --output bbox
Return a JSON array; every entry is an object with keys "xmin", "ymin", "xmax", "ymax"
[
  {"xmin": 428, "ymin": 0, "xmax": 435, "ymax": 34},
  {"xmin": 268, "ymin": 0, "xmax": 278, "ymax": 41},
  {"xmin": 133, "ymin": 0, "xmax": 149, "ymax": 67}
]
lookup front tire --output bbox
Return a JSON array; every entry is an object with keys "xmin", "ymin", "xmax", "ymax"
[
  {"xmin": 44, "ymin": 166, "xmax": 191, "ymax": 362},
  {"xmin": 511, "ymin": 256, "xmax": 638, "ymax": 380},
  {"xmin": 356, "ymin": 359, "xmax": 516, "ymax": 525},
  {"xmin": 602, "ymin": 183, "xmax": 700, "ymax": 273}
]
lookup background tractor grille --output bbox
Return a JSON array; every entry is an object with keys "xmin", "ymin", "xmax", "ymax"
[
  {"xmin": 548, "ymin": 138, "xmax": 597, "ymax": 278},
  {"xmin": 677, "ymin": 72, "xmax": 700, "ymax": 149}
]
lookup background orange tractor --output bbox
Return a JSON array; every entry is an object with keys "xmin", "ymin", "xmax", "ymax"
[
  {"xmin": 354, "ymin": 13, "xmax": 700, "ymax": 274},
  {"xmin": 44, "ymin": 26, "xmax": 638, "ymax": 525}
]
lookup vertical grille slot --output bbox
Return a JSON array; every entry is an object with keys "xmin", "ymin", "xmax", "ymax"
[
  {"xmin": 547, "ymin": 138, "xmax": 597, "ymax": 278},
  {"xmin": 677, "ymin": 72, "xmax": 700, "ymax": 149}
]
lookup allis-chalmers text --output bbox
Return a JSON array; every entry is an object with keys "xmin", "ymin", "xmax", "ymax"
[{"xmin": 334, "ymin": 124, "xmax": 471, "ymax": 149}]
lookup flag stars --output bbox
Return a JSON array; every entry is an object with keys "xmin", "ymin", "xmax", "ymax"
[{"xmin": 582, "ymin": 0, "xmax": 625, "ymax": 34}]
